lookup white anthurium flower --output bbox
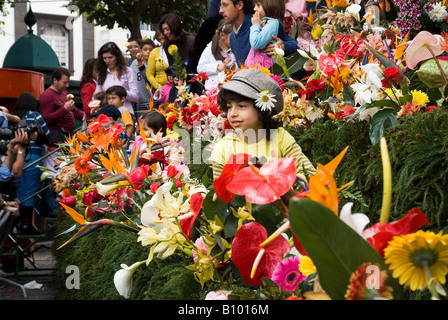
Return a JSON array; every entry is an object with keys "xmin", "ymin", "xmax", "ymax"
[
  {"xmin": 360, "ymin": 63, "xmax": 384, "ymax": 90},
  {"xmin": 255, "ymin": 90, "xmax": 277, "ymax": 112},
  {"xmin": 339, "ymin": 202, "xmax": 370, "ymax": 236},
  {"xmin": 113, "ymin": 261, "xmax": 145, "ymax": 299},
  {"xmin": 140, "ymin": 181, "xmax": 173, "ymax": 230}
]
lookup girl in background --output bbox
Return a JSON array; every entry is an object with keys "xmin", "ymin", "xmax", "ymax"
[
  {"xmin": 197, "ymin": 19, "xmax": 236, "ymax": 91},
  {"xmin": 80, "ymin": 58, "xmax": 97, "ymax": 121},
  {"xmin": 245, "ymin": 0, "xmax": 285, "ymax": 69}
]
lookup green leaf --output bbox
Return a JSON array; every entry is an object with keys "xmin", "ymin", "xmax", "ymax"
[
  {"xmin": 365, "ymin": 44, "xmax": 399, "ymax": 70},
  {"xmin": 416, "ymin": 59, "xmax": 448, "ymax": 88},
  {"xmin": 427, "ymin": 88, "xmax": 442, "ymax": 101},
  {"xmin": 369, "ymin": 109, "xmax": 398, "ymax": 145},
  {"xmin": 342, "ymin": 84, "xmax": 355, "ymax": 106},
  {"xmin": 203, "ymin": 191, "xmax": 228, "ymax": 224},
  {"xmin": 201, "ymin": 173, "xmax": 209, "ymax": 188},
  {"xmin": 100, "ymin": 173, "xmax": 128, "ymax": 184},
  {"xmin": 271, "ymin": 52, "xmax": 306, "ymax": 77},
  {"xmin": 288, "ymin": 198, "xmax": 404, "ymax": 300}
]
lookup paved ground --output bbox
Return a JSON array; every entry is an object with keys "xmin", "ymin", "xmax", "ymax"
[{"xmin": 0, "ymin": 240, "xmax": 57, "ymax": 300}]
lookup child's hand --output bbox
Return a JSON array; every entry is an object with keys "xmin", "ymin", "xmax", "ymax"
[{"xmin": 252, "ymin": 11, "xmax": 262, "ymax": 25}]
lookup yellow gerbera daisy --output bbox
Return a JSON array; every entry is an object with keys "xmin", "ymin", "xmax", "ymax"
[
  {"xmin": 384, "ymin": 230, "xmax": 448, "ymax": 291},
  {"xmin": 299, "ymin": 255, "xmax": 317, "ymax": 277},
  {"xmin": 411, "ymin": 89, "xmax": 429, "ymax": 107}
]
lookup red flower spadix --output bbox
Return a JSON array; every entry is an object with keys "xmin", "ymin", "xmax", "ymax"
[
  {"xmin": 362, "ymin": 208, "xmax": 430, "ymax": 256},
  {"xmin": 213, "ymin": 153, "xmax": 251, "ymax": 203},
  {"xmin": 226, "ymin": 157, "xmax": 297, "ymax": 205},
  {"xmin": 232, "ymin": 222, "xmax": 290, "ymax": 286}
]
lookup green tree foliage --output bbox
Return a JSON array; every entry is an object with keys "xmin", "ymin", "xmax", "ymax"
[{"xmin": 66, "ymin": 0, "xmax": 207, "ymax": 38}]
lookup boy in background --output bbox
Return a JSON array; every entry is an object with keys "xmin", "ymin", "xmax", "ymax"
[
  {"xmin": 91, "ymin": 104, "xmax": 130, "ymax": 148},
  {"xmin": 131, "ymin": 39, "xmax": 155, "ymax": 112},
  {"xmin": 106, "ymin": 85, "xmax": 135, "ymax": 138}
]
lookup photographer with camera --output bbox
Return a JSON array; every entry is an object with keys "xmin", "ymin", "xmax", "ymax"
[{"xmin": 10, "ymin": 92, "xmax": 51, "ymax": 235}]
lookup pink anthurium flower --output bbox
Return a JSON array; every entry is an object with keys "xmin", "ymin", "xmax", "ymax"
[
  {"xmin": 225, "ymin": 157, "xmax": 297, "ymax": 205},
  {"xmin": 318, "ymin": 49, "xmax": 347, "ymax": 76},
  {"xmin": 405, "ymin": 31, "xmax": 446, "ymax": 70},
  {"xmin": 232, "ymin": 222, "xmax": 290, "ymax": 286}
]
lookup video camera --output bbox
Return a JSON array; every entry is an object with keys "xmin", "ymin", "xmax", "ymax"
[{"xmin": 0, "ymin": 119, "xmax": 38, "ymax": 155}]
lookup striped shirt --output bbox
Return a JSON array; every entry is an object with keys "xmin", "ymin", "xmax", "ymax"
[{"xmin": 209, "ymin": 127, "xmax": 316, "ymax": 182}]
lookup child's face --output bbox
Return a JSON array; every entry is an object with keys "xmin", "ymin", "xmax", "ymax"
[
  {"xmin": 101, "ymin": 117, "xmax": 115, "ymax": 129},
  {"xmin": 141, "ymin": 44, "xmax": 154, "ymax": 61},
  {"xmin": 253, "ymin": 2, "xmax": 266, "ymax": 18},
  {"xmin": 107, "ymin": 93, "xmax": 125, "ymax": 108},
  {"xmin": 167, "ymin": 75, "xmax": 174, "ymax": 83},
  {"xmin": 128, "ymin": 40, "xmax": 140, "ymax": 58},
  {"xmin": 225, "ymin": 100, "xmax": 263, "ymax": 133},
  {"xmin": 219, "ymin": 32, "xmax": 231, "ymax": 49},
  {"xmin": 141, "ymin": 121, "xmax": 155, "ymax": 139}
]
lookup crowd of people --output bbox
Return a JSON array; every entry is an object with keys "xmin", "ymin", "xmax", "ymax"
[{"xmin": 0, "ymin": 0, "xmax": 313, "ymax": 237}]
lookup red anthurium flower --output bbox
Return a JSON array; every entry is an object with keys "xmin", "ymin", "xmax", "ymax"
[
  {"xmin": 318, "ymin": 49, "xmax": 347, "ymax": 77},
  {"xmin": 232, "ymin": 222, "xmax": 290, "ymax": 286},
  {"xmin": 87, "ymin": 114, "xmax": 109, "ymax": 134},
  {"xmin": 105, "ymin": 121, "xmax": 125, "ymax": 137},
  {"xmin": 61, "ymin": 195, "xmax": 77, "ymax": 208},
  {"xmin": 362, "ymin": 208, "xmax": 430, "ymax": 256},
  {"xmin": 213, "ymin": 153, "xmax": 251, "ymax": 203},
  {"xmin": 128, "ymin": 165, "xmax": 151, "ymax": 190},
  {"xmin": 225, "ymin": 158, "xmax": 296, "ymax": 205},
  {"xmin": 179, "ymin": 193, "xmax": 204, "ymax": 239},
  {"xmin": 338, "ymin": 35, "xmax": 364, "ymax": 57}
]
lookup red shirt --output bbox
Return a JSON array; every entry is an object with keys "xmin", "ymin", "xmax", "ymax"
[
  {"xmin": 81, "ymin": 81, "xmax": 96, "ymax": 121},
  {"xmin": 40, "ymin": 87, "xmax": 84, "ymax": 134}
]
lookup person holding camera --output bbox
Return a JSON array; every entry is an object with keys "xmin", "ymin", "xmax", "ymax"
[{"xmin": 12, "ymin": 93, "xmax": 51, "ymax": 235}]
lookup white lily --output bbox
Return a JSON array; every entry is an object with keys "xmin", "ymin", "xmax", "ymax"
[
  {"xmin": 96, "ymin": 182, "xmax": 122, "ymax": 196},
  {"xmin": 113, "ymin": 261, "xmax": 145, "ymax": 299},
  {"xmin": 140, "ymin": 181, "xmax": 173, "ymax": 230},
  {"xmin": 339, "ymin": 202, "xmax": 370, "ymax": 236}
]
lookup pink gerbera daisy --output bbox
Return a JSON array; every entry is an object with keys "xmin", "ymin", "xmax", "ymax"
[
  {"xmin": 271, "ymin": 256, "xmax": 306, "ymax": 291},
  {"xmin": 116, "ymin": 187, "xmax": 133, "ymax": 212}
]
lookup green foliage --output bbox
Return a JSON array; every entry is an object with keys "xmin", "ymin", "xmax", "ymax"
[
  {"xmin": 66, "ymin": 0, "xmax": 206, "ymax": 38},
  {"xmin": 289, "ymin": 198, "xmax": 403, "ymax": 300}
]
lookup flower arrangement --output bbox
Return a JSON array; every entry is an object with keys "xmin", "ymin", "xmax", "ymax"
[{"xmin": 49, "ymin": 2, "xmax": 448, "ymax": 301}]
